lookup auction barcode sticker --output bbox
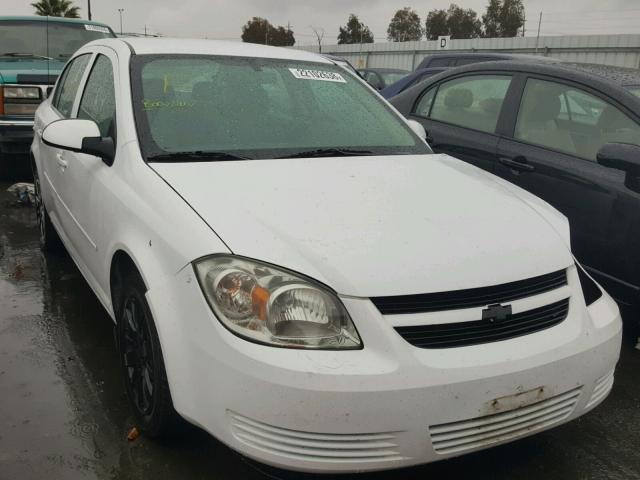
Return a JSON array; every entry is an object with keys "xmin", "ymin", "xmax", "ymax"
[
  {"xmin": 85, "ymin": 24, "xmax": 111, "ymax": 34},
  {"xmin": 289, "ymin": 68, "xmax": 346, "ymax": 83}
]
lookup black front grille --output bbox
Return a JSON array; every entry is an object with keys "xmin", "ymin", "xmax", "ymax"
[
  {"xmin": 394, "ymin": 298, "xmax": 569, "ymax": 349},
  {"xmin": 371, "ymin": 269, "xmax": 567, "ymax": 315}
]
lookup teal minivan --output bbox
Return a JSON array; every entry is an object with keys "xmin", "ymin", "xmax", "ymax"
[{"xmin": 0, "ymin": 16, "xmax": 115, "ymax": 176}]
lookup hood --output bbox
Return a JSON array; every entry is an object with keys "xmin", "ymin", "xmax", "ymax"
[
  {"xmin": 152, "ymin": 154, "xmax": 574, "ymax": 297},
  {"xmin": 0, "ymin": 58, "xmax": 65, "ymax": 83}
]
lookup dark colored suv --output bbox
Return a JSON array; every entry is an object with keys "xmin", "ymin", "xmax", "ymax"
[{"xmin": 391, "ymin": 60, "xmax": 640, "ymax": 314}]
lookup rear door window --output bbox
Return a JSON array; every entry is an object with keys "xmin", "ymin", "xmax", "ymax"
[
  {"xmin": 417, "ymin": 75, "xmax": 512, "ymax": 133},
  {"xmin": 52, "ymin": 54, "xmax": 90, "ymax": 118}
]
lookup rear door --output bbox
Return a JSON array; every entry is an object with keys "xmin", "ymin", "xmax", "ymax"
[
  {"xmin": 408, "ymin": 73, "xmax": 515, "ymax": 173},
  {"xmin": 38, "ymin": 53, "xmax": 92, "ymax": 238},
  {"xmin": 495, "ymin": 75, "xmax": 640, "ymax": 296}
]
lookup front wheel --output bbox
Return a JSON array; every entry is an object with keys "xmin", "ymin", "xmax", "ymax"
[{"xmin": 117, "ymin": 271, "xmax": 180, "ymax": 438}]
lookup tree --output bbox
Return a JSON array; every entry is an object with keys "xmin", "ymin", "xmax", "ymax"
[
  {"xmin": 446, "ymin": 4, "xmax": 482, "ymax": 39},
  {"xmin": 482, "ymin": 0, "xmax": 525, "ymax": 37},
  {"xmin": 31, "ymin": 0, "xmax": 79, "ymax": 18},
  {"xmin": 387, "ymin": 7, "xmax": 423, "ymax": 42},
  {"xmin": 310, "ymin": 26, "xmax": 325, "ymax": 53},
  {"xmin": 241, "ymin": 17, "xmax": 295, "ymax": 46},
  {"xmin": 482, "ymin": 0, "xmax": 501, "ymax": 38},
  {"xmin": 425, "ymin": 9, "xmax": 449, "ymax": 40},
  {"xmin": 337, "ymin": 14, "xmax": 374, "ymax": 44}
]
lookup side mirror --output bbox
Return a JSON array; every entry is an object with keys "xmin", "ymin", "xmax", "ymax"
[
  {"xmin": 42, "ymin": 119, "xmax": 115, "ymax": 166},
  {"xmin": 597, "ymin": 143, "xmax": 640, "ymax": 191},
  {"xmin": 407, "ymin": 119, "xmax": 427, "ymax": 140}
]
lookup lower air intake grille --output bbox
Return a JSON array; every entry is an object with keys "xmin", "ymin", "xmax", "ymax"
[
  {"xmin": 228, "ymin": 412, "xmax": 403, "ymax": 464},
  {"xmin": 430, "ymin": 387, "xmax": 582, "ymax": 454},
  {"xmin": 371, "ymin": 269, "xmax": 567, "ymax": 314},
  {"xmin": 395, "ymin": 298, "xmax": 569, "ymax": 349}
]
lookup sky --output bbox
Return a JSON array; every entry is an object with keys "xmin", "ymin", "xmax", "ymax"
[{"xmin": 6, "ymin": 0, "xmax": 640, "ymax": 45}]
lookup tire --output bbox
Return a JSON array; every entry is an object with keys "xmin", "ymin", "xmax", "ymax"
[
  {"xmin": 33, "ymin": 166, "xmax": 64, "ymax": 252},
  {"xmin": 117, "ymin": 271, "xmax": 180, "ymax": 438}
]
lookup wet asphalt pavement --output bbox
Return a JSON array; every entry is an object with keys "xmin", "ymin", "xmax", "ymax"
[{"xmin": 1, "ymin": 181, "xmax": 640, "ymax": 480}]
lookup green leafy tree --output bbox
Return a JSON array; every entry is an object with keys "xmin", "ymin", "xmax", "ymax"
[
  {"xmin": 482, "ymin": 0, "xmax": 525, "ymax": 37},
  {"xmin": 387, "ymin": 7, "xmax": 423, "ymax": 42},
  {"xmin": 446, "ymin": 4, "xmax": 482, "ymax": 39},
  {"xmin": 425, "ymin": 9, "xmax": 449, "ymax": 40},
  {"xmin": 241, "ymin": 17, "xmax": 295, "ymax": 46},
  {"xmin": 337, "ymin": 14, "xmax": 374, "ymax": 44},
  {"xmin": 482, "ymin": 0, "xmax": 501, "ymax": 37},
  {"xmin": 31, "ymin": 0, "xmax": 80, "ymax": 18}
]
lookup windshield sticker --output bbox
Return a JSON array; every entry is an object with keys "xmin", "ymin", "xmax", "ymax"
[
  {"xmin": 84, "ymin": 24, "xmax": 110, "ymax": 34},
  {"xmin": 289, "ymin": 68, "xmax": 346, "ymax": 83},
  {"xmin": 143, "ymin": 99, "xmax": 195, "ymax": 110}
]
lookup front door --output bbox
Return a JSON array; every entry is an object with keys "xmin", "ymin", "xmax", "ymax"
[{"xmin": 495, "ymin": 76, "xmax": 640, "ymax": 299}]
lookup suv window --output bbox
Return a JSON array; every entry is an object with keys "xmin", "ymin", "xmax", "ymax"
[
  {"xmin": 515, "ymin": 78, "xmax": 640, "ymax": 161},
  {"xmin": 416, "ymin": 75, "xmax": 512, "ymax": 133},
  {"xmin": 53, "ymin": 54, "xmax": 90, "ymax": 118},
  {"xmin": 77, "ymin": 54, "xmax": 116, "ymax": 138}
]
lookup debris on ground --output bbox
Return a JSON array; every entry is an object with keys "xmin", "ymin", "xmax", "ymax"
[
  {"xmin": 7, "ymin": 183, "xmax": 35, "ymax": 206},
  {"xmin": 127, "ymin": 427, "xmax": 140, "ymax": 442}
]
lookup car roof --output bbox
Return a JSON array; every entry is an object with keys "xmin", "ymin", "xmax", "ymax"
[
  {"xmin": 100, "ymin": 37, "xmax": 330, "ymax": 63},
  {"xmin": 360, "ymin": 67, "xmax": 410, "ymax": 73},
  {"xmin": 443, "ymin": 60, "xmax": 640, "ymax": 89},
  {"xmin": 0, "ymin": 15, "xmax": 111, "ymax": 28},
  {"xmin": 392, "ymin": 59, "xmax": 640, "ymax": 112}
]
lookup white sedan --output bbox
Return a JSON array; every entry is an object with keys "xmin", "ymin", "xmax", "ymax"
[{"xmin": 31, "ymin": 38, "xmax": 622, "ymax": 474}]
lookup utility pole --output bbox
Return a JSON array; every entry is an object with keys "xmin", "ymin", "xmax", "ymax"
[
  {"xmin": 144, "ymin": 25, "xmax": 147, "ymax": 36},
  {"xmin": 522, "ymin": 12, "xmax": 525, "ymax": 37},
  {"xmin": 118, "ymin": 8, "xmax": 124, "ymax": 35},
  {"xmin": 265, "ymin": 22, "xmax": 268, "ymax": 45},
  {"xmin": 87, "ymin": 0, "xmax": 92, "ymax": 20},
  {"xmin": 535, "ymin": 11, "xmax": 542, "ymax": 53}
]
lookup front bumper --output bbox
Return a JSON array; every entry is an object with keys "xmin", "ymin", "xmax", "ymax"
[
  {"xmin": 0, "ymin": 120, "xmax": 34, "ymax": 157},
  {"xmin": 146, "ymin": 265, "xmax": 622, "ymax": 473}
]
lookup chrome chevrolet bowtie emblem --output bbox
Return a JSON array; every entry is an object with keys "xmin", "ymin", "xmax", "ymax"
[{"xmin": 482, "ymin": 304, "xmax": 512, "ymax": 323}]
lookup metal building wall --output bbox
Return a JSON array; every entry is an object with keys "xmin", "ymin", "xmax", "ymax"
[{"xmin": 298, "ymin": 35, "xmax": 640, "ymax": 70}]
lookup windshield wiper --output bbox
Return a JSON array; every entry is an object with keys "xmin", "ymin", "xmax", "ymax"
[
  {"xmin": 277, "ymin": 148, "xmax": 374, "ymax": 159},
  {"xmin": 1, "ymin": 52, "xmax": 53, "ymax": 60},
  {"xmin": 147, "ymin": 151, "xmax": 251, "ymax": 162}
]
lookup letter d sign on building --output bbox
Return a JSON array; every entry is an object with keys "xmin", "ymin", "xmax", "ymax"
[{"xmin": 438, "ymin": 35, "xmax": 451, "ymax": 50}]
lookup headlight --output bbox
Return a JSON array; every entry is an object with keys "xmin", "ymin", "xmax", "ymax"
[
  {"xmin": 3, "ymin": 86, "xmax": 41, "ymax": 99},
  {"xmin": 1, "ymin": 86, "xmax": 42, "ymax": 116},
  {"xmin": 194, "ymin": 255, "xmax": 362, "ymax": 350}
]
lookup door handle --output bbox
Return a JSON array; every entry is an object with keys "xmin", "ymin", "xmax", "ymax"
[
  {"xmin": 499, "ymin": 156, "xmax": 535, "ymax": 172},
  {"xmin": 56, "ymin": 152, "xmax": 68, "ymax": 169}
]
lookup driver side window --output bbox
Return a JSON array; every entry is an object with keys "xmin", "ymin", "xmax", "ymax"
[{"xmin": 77, "ymin": 54, "xmax": 116, "ymax": 139}]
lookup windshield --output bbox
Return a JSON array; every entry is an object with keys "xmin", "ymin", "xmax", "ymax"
[
  {"xmin": 132, "ymin": 55, "xmax": 429, "ymax": 160},
  {"xmin": 0, "ymin": 20, "xmax": 114, "ymax": 60},
  {"xmin": 380, "ymin": 72, "xmax": 409, "ymax": 86},
  {"xmin": 626, "ymin": 85, "xmax": 640, "ymax": 98}
]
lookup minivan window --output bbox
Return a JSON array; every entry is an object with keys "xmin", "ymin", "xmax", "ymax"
[
  {"xmin": 515, "ymin": 78, "xmax": 640, "ymax": 161},
  {"xmin": 132, "ymin": 55, "xmax": 429, "ymax": 160},
  {"xmin": 53, "ymin": 54, "xmax": 90, "ymax": 118},
  {"xmin": 427, "ymin": 75, "xmax": 512, "ymax": 133}
]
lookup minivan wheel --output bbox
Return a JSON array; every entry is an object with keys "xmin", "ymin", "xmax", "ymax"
[
  {"xmin": 117, "ymin": 272, "xmax": 180, "ymax": 438},
  {"xmin": 34, "ymin": 168, "xmax": 63, "ymax": 252}
]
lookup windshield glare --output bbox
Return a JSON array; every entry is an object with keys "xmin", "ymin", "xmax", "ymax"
[
  {"xmin": 380, "ymin": 72, "xmax": 409, "ymax": 85},
  {"xmin": 627, "ymin": 86, "xmax": 640, "ymax": 98},
  {"xmin": 0, "ymin": 21, "xmax": 113, "ymax": 59},
  {"xmin": 132, "ymin": 55, "xmax": 429, "ymax": 160}
]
